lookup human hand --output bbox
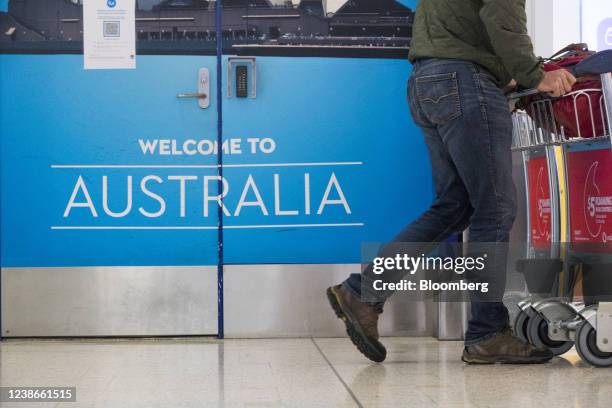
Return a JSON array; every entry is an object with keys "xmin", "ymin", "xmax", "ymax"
[{"xmin": 537, "ymin": 70, "xmax": 577, "ymax": 97}]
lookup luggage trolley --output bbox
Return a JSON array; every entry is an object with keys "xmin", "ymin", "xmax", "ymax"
[
  {"xmin": 509, "ymin": 72, "xmax": 612, "ymax": 367},
  {"xmin": 509, "ymin": 92, "xmax": 575, "ymax": 357}
]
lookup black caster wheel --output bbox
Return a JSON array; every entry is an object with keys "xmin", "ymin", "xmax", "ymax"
[
  {"xmin": 575, "ymin": 320, "xmax": 612, "ymax": 367},
  {"xmin": 527, "ymin": 314, "xmax": 574, "ymax": 356},
  {"xmin": 513, "ymin": 310, "xmax": 531, "ymax": 343}
]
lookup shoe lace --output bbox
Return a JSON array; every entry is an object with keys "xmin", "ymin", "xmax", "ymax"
[{"xmin": 498, "ymin": 326, "xmax": 530, "ymax": 345}]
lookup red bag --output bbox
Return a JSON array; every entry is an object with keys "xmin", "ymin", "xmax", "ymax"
[{"xmin": 524, "ymin": 44, "xmax": 606, "ymax": 139}]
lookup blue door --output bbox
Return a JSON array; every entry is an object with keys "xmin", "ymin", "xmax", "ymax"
[
  {"xmin": 1, "ymin": 0, "xmax": 221, "ymax": 336},
  {"xmin": 219, "ymin": 0, "xmax": 431, "ymax": 264},
  {"xmin": 1, "ymin": 54, "xmax": 220, "ymax": 267},
  {"xmin": 0, "ymin": 0, "xmax": 430, "ymax": 337}
]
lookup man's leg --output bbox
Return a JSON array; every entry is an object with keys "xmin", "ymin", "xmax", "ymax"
[
  {"xmin": 328, "ymin": 64, "xmax": 476, "ymax": 362},
  {"xmin": 328, "ymin": 124, "xmax": 473, "ymax": 362},
  {"xmin": 344, "ymin": 124, "xmax": 474, "ymax": 302},
  {"xmin": 436, "ymin": 68, "xmax": 516, "ymax": 344},
  {"xmin": 415, "ymin": 62, "xmax": 550, "ymax": 363}
]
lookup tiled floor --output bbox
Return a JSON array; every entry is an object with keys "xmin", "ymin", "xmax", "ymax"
[{"xmin": 1, "ymin": 337, "xmax": 611, "ymax": 408}]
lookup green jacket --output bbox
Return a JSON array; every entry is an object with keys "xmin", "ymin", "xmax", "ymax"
[{"xmin": 408, "ymin": 0, "xmax": 544, "ymax": 88}]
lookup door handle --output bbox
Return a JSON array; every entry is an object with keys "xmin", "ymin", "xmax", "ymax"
[
  {"xmin": 177, "ymin": 68, "xmax": 210, "ymax": 109},
  {"xmin": 177, "ymin": 93, "xmax": 207, "ymax": 99}
]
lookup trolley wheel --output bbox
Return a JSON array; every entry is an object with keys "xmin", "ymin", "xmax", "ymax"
[
  {"xmin": 513, "ymin": 310, "xmax": 531, "ymax": 343},
  {"xmin": 575, "ymin": 320, "xmax": 612, "ymax": 368},
  {"xmin": 527, "ymin": 314, "xmax": 574, "ymax": 356}
]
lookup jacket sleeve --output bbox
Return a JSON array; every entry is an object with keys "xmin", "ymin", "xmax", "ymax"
[{"xmin": 480, "ymin": 0, "xmax": 544, "ymax": 88}]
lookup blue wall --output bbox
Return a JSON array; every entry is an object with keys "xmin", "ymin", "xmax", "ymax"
[
  {"xmin": 1, "ymin": 54, "xmax": 432, "ymax": 267},
  {"xmin": 0, "ymin": 0, "xmax": 431, "ymax": 268},
  {"xmin": 221, "ymin": 56, "xmax": 431, "ymax": 264}
]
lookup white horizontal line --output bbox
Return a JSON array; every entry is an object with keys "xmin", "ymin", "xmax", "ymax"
[
  {"xmin": 227, "ymin": 223, "xmax": 365, "ymax": 229},
  {"xmin": 51, "ymin": 223, "xmax": 365, "ymax": 230},
  {"xmin": 51, "ymin": 162, "xmax": 363, "ymax": 169}
]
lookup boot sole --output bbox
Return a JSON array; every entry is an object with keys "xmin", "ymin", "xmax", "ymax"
[
  {"xmin": 327, "ymin": 287, "xmax": 386, "ymax": 363},
  {"xmin": 462, "ymin": 351, "xmax": 553, "ymax": 365}
]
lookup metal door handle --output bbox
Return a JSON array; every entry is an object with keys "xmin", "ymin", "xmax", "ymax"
[
  {"xmin": 177, "ymin": 68, "xmax": 210, "ymax": 109},
  {"xmin": 177, "ymin": 93, "xmax": 207, "ymax": 99}
]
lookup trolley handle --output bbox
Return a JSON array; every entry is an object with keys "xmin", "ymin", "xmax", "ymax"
[
  {"xmin": 508, "ymin": 88, "xmax": 542, "ymax": 99},
  {"xmin": 508, "ymin": 50, "xmax": 612, "ymax": 100}
]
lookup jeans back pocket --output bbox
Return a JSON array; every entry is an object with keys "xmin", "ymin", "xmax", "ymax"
[{"xmin": 415, "ymin": 72, "xmax": 462, "ymax": 126}]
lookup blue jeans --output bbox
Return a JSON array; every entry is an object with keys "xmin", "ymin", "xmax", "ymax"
[{"xmin": 344, "ymin": 58, "xmax": 517, "ymax": 345}]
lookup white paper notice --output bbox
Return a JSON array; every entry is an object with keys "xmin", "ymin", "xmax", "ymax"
[{"xmin": 83, "ymin": 0, "xmax": 136, "ymax": 70}]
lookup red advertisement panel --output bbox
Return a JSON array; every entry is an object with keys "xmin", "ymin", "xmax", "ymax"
[
  {"xmin": 527, "ymin": 156, "xmax": 552, "ymax": 249},
  {"xmin": 567, "ymin": 148, "xmax": 612, "ymax": 246}
]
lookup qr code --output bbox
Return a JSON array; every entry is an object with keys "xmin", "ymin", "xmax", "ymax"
[{"xmin": 103, "ymin": 21, "xmax": 120, "ymax": 37}]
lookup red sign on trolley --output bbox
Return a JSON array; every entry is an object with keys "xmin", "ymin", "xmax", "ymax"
[
  {"xmin": 567, "ymin": 148, "xmax": 612, "ymax": 246},
  {"xmin": 527, "ymin": 156, "xmax": 552, "ymax": 249}
]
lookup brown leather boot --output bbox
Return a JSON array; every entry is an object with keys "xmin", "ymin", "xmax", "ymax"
[
  {"xmin": 327, "ymin": 285, "xmax": 386, "ymax": 362},
  {"xmin": 462, "ymin": 328, "xmax": 554, "ymax": 364}
]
